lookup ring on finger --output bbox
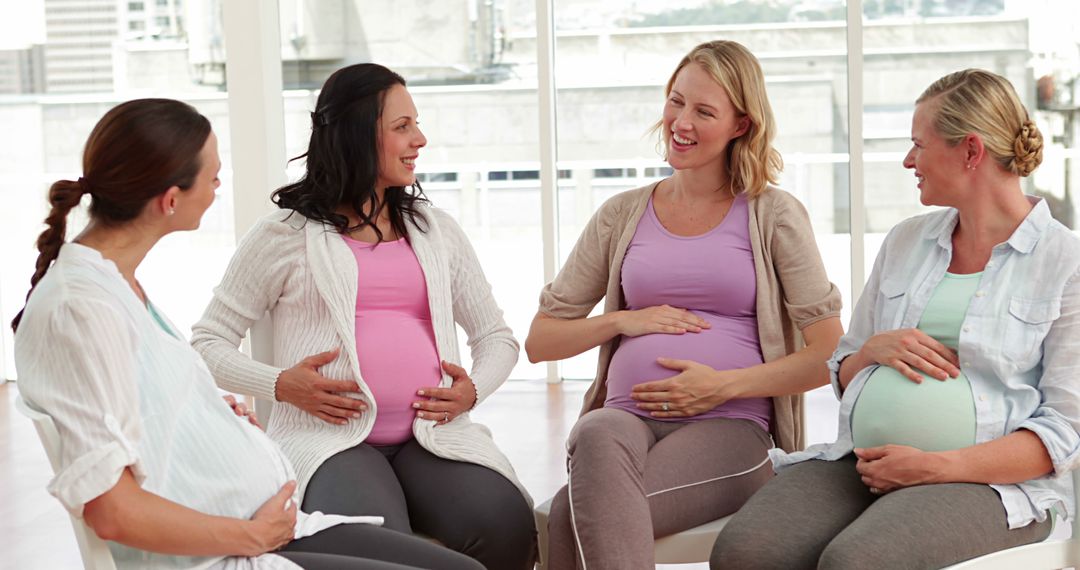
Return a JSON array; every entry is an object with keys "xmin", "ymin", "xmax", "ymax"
[
  {"xmin": 443, "ymin": 411, "xmax": 449, "ymax": 423},
  {"xmin": 662, "ymin": 402, "xmax": 670, "ymax": 412},
  {"xmin": 869, "ymin": 487, "xmax": 882, "ymax": 495}
]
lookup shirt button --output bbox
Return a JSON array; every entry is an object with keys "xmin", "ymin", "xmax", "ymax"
[
  {"xmin": 975, "ymin": 290, "xmax": 987, "ymax": 297},
  {"xmin": 962, "ymin": 326, "xmax": 971, "ymax": 333},
  {"xmin": 979, "ymin": 394, "xmax": 987, "ymax": 402},
  {"xmin": 963, "ymin": 361, "xmax": 971, "ymax": 367}
]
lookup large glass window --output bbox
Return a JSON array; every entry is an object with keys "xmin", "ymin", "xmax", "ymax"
[
  {"xmin": 862, "ymin": 1, "xmax": 1080, "ymax": 269},
  {"xmin": 4, "ymin": 0, "xmax": 1077, "ymax": 397},
  {"xmin": 0, "ymin": 0, "xmax": 233, "ymax": 380}
]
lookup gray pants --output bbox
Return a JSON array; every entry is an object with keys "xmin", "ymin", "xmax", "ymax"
[
  {"xmin": 289, "ymin": 439, "xmax": 536, "ymax": 570},
  {"xmin": 548, "ymin": 408, "xmax": 774, "ymax": 570},
  {"xmin": 279, "ymin": 524, "xmax": 481, "ymax": 570},
  {"xmin": 710, "ymin": 455, "xmax": 1053, "ymax": 570}
]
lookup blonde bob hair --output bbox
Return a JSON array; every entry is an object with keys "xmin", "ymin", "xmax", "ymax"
[
  {"xmin": 917, "ymin": 69, "xmax": 1043, "ymax": 177},
  {"xmin": 655, "ymin": 40, "xmax": 782, "ymax": 198}
]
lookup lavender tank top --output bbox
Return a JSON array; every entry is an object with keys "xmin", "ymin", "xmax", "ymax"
[
  {"xmin": 343, "ymin": 235, "xmax": 442, "ymax": 445},
  {"xmin": 605, "ymin": 194, "xmax": 772, "ymax": 431}
]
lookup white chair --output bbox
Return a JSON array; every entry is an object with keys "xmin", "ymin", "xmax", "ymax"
[
  {"xmin": 533, "ymin": 496, "xmax": 732, "ymax": 569},
  {"xmin": 942, "ymin": 466, "xmax": 1080, "ymax": 569},
  {"xmin": 16, "ymin": 395, "xmax": 118, "ymax": 570},
  {"xmin": 249, "ymin": 312, "xmax": 275, "ymax": 426}
]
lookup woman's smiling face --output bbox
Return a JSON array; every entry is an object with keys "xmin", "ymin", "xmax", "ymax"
[
  {"xmin": 903, "ymin": 98, "xmax": 969, "ymax": 207},
  {"xmin": 662, "ymin": 63, "xmax": 749, "ymax": 173},
  {"xmin": 376, "ymin": 84, "xmax": 427, "ymax": 190}
]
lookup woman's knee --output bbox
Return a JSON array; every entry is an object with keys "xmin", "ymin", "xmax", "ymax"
[
  {"xmin": 709, "ymin": 523, "xmax": 789, "ymax": 570},
  {"xmin": 548, "ymin": 486, "xmax": 571, "ymax": 528},
  {"xmin": 567, "ymin": 408, "xmax": 643, "ymax": 457},
  {"xmin": 817, "ymin": 535, "xmax": 870, "ymax": 570},
  {"xmin": 461, "ymin": 499, "xmax": 536, "ymax": 570}
]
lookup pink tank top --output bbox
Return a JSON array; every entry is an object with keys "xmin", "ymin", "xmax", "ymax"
[{"xmin": 342, "ymin": 235, "xmax": 441, "ymax": 445}]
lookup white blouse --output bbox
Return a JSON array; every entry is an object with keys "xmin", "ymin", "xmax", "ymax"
[{"xmin": 14, "ymin": 244, "xmax": 374, "ymax": 570}]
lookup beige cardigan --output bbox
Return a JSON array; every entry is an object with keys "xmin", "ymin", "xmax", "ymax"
[{"xmin": 538, "ymin": 183, "xmax": 841, "ymax": 453}]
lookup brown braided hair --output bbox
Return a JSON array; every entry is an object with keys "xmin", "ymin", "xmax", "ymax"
[{"xmin": 12, "ymin": 99, "xmax": 211, "ymax": 332}]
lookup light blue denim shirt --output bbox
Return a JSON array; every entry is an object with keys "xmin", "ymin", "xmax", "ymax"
[{"xmin": 772, "ymin": 198, "xmax": 1080, "ymax": 529}]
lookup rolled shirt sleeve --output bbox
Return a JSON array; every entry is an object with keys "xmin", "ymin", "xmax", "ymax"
[
  {"xmin": 22, "ymin": 299, "xmax": 146, "ymax": 517},
  {"xmin": 769, "ymin": 192, "xmax": 843, "ymax": 330},
  {"xmin": 826, "ymin": 227, "xmax": 894, "ymax": 399},
  {"xmin": 1020, "ymin": 269, "xmax": 1080, "ymax": 476}
]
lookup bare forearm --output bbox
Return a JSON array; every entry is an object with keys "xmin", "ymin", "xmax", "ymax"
[
  {"xmin": 934, "ymin": 430, "xmax": 1053, "ymax": 485},
  {"xmin": 85, "ymin": 472, "xmax": 269, "ymax": 557},
  {"xmin": 525, "ymin": 312, "xmax": 622, "ymax": 363},
  {"xmin": 726, "ymin": 317, "xmax": 842, "ymax": 399},
  {"xmin": 726, "ymin": 341, "xmax": 833, "ymax": 399}
]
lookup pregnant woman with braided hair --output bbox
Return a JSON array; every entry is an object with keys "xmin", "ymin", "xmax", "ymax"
[{"xmin": 713, "ymin": 69, "xmax": 1080, "ymax": 570}]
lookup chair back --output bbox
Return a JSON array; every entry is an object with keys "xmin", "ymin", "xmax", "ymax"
[
  {"xmin": 15, "ymin": 395, "xmax": 119, "ymax": 570},
  {"xmin": 250, "ymin": 312, "xmax": 275, "ymax": 425}
]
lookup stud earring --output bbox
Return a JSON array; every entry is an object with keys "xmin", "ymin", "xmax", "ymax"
[{"xmin": 168, "ymin": 208, "xmax": 176, "ymax": 216}]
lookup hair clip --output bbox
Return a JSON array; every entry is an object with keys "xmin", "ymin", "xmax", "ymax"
[{"xmin": 310, "ymin": 110, "xmax": 330, "ymax": 127}]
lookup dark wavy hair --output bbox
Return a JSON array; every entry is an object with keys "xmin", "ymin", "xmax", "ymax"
[
  {"xmin": 12, "ymin": 98, "xmax": 211, "ymax": 332},
  {"xmin": 273, "ymin": 63, "xmax": 428, "ymax": 241}
]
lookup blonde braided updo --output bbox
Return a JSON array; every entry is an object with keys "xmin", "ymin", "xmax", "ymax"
[{"xmin": 917, "ymin": 69, "xmax": 1042, "ymax": 177}]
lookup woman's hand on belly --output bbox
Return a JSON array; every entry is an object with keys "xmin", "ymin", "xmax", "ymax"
[
  {"xmin": 276, "ymin": 348, "xmax": 367, "ymax": 425},
  {"xmin": 244, "ymin": 481, "xmax": 299, "ymax": 555},
  {"xmin": 615, "ymin": 305, "xmax": 712, "ymax": 338},
  {"xmin": 412, "ymin": 360, "xmax": 478, "ymax": 425},
  {"xmin": 854, "ymin": 445, "xmax": 947, "ymax": 494},
  {"xmin": 223, "ymin": 394, "xmax": 262, "ymax": 429},
  {"xmin": 629, "ymin": 357, "xmax": 730, "ymax": 418},
  {"xmin": 856, "ymin": 329, "xmax": 961, "ymax": 383}
]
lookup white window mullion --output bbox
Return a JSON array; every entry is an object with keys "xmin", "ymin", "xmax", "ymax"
[
  {"xmin": 1, "ymin": 277, "xmax": 7, "ymax": 382},
  {"xmin": 535, "ymin": 0, "xmax": 561, "ymax": 383},
  {"xmin": 846, "ymin": 0, "xmax": 866, "ymax": 304},
  {"xmin": 222, "ymin": 0, "xmax": 285, "ymax": 373}
]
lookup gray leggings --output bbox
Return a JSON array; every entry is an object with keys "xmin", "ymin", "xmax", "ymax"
[
  {"xmin": 710, "ymin": 455, "xmax": 1053, "ymax": 570},
  {"xmin": 291, "ymin": 439, "xmax": 536, "ymax": 570},
  {"xmin": 278, "ymin": 524, "xmax": 480, "ymax": 569},
  {"xmin": 547, "ymin": 408, "xmax": 775, "ymax": 570}
]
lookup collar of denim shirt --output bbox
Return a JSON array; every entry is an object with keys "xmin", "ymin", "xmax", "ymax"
[{"xmin": 923, "ymin": 196, "xmax": 1052, "ymax": 254}]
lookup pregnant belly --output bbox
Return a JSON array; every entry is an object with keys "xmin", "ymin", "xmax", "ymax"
[
  {"xmin": 850, "ymin": 366, "xmax": 976, "ymax": 452},
  {"xmin": 356, "ymin": 314, "xmax": 441, "ymax": 444},
  {"xmin": 605, "ymin": 312, "xmax": 762, "ymax": 408}
]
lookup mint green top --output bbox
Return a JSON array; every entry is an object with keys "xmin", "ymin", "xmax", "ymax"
[
  {"xmin": 851, "ymin": 272, "xmax": 980, "ymax": 451},
  {"xmin": 147, "ymin": 301, "xmax": 180, "ymax": 340}
]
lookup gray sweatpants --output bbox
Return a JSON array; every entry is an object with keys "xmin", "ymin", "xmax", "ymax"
[
  {"xmin": 710, "ymin": 455, "xmax": 1053, "ymax": 570},
  {"xmin": 287, "ymin": 439, "xmax": 536, "ymax": 570},
  {"xmin": 547, "ymin": 408, "xmax": 775, "ymax": 570}
]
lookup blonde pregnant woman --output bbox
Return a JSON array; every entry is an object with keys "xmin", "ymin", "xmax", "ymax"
[
  {"xmin": 526, "ymin": 40, "xmax": 843, "ymax": 570},
  {"xmin": 712, "ymin": 69, "xmax": 1080, "ymax": 570}
]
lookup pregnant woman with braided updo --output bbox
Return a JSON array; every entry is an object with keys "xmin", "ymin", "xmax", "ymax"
[{"xmin": 712, "ymin": 69, "xmax": 1080, "ymax": 570}]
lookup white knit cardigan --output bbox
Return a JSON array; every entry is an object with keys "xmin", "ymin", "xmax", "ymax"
[{"xmin": 190, "ymin": 206, "xmax": 529, "ymax": 504}]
